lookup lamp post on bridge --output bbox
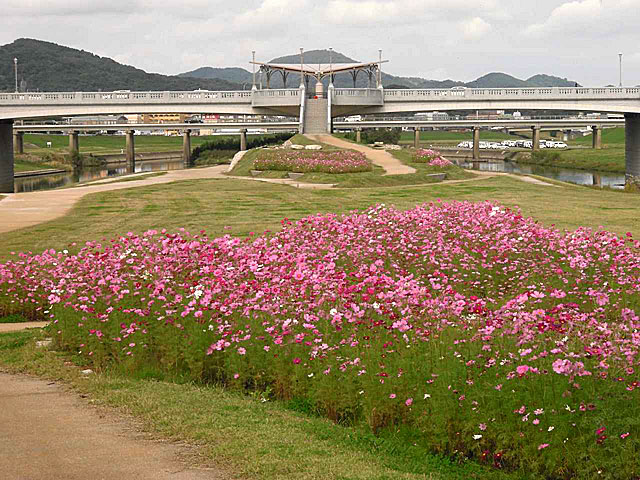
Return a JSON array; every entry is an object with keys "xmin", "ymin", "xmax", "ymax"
[
  {"xmin": 378, "ymin": 49, "xmax": 383, "ymax": 89},
  {"xmin": 300, "ymin": 48, "xmax": 304, "ymax": 88},
  {"xmin": 14, "ymin": 58, "xmax": 18, "ymax": 93},
  {"xmin": 619, "ymin": 52, "xmax": 623, "ymax": 87},
  {"xmin": 252, "ymin": 51, "xmax": 257, "ymax": 91},
  {"xmin": 329, "ymin": 47, "xmax": 333, "ymax": 87}
]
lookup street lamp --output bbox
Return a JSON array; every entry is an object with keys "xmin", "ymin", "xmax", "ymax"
[
  {"xmin": 619, "ymin": 52, "xmax": 623, "ymax": 87},
  {"xmin": 378, "ymin": 49, "xmax": 383, "ymax": 88},
  {"xmin": 14, "ymin": 58, "xmax": 18, "ymax": 93},
  {"xmin": 300, "ymin": 47, "xmax": 304, "ymax": 88},
  {"xmin": 252, "ymin": 51, "xmax": 257, "ymax": 91},
  {"xmin": 329, "ymin": 47, "xmax": 333, "ymax": 87}
]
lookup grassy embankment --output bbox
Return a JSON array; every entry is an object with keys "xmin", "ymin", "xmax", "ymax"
[
  {"xmin": 517, "ymin": 127, "xmax": 626, "ymax": 173},
  {"xmin": 2, "ymin": 133, "xmax": 640, "ymax": 479},
  {"xmin": 228, "ymin": 134, "xmax": 474, "ymax": 188}
]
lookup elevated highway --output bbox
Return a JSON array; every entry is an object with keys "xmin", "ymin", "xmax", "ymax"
[{"xmin": 1, "ymin": 86, "xmax": 640, "ymax": 192}]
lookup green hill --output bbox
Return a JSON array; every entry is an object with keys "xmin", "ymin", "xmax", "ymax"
[
  {"xmin": 0, "ymin": 38, "xmax": 242, "ymax": 92},
  {"xmin": 181, "ymin": 49, "xmax": 581, "ymax": 89}
]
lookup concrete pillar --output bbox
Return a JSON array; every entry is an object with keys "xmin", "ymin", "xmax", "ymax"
[
  {"xmin": 68, "ymin": 131, "xmax": 79, "ymax": 155},
  {"xmin": 240, "ymin": 129, "xmax": 248, "ymax": 151},
  {"xmin": 592, "ymin": 125, "xmax": 602, "ymax": 150},
  {"xmin": 472, "ymin": 126, "xmax": 480, "ymax": 160},
  {"xmin": 563, "ymin": 130, "xmax": 570, "ymax": 142},
  {"xmin": 414, "ymin": 128, "xmax": 420, "ymax": 149},
  {"xmin": 592, "ymin": 173, "xmax": 602, "ymax": 187},
  {"xmin": 125, "ymin": 130, "xmax": 135, "ymax": 166},
  {"xmin": 625, "ymin": 113, "xmax": 640, "ymax": 188},
  {"xmin": 183, "ymin": 129, "xmax": 192, "ymax": 165},
  {"xmin": 0, "ymin": 120, "xmax": 15, "ymax": 193},
  {"xmin": 13, "ymin": 131, "xmax": 24, "ymax": 154},
  {"xmin": 356, "ymin": 128, "xmax": 361, "ymax": 143},
  {"xmin": 531, "ymin": 126, "xmax": 541, "ymax": 151}
]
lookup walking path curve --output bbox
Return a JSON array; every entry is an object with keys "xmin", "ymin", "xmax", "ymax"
[
  {"xmin": 0, "ymin": 165, "xmax": 332, "ymax": 235},
  {"xmin": 0, "ymin": 372, "xmax": 224, "ymax": 480},
  {"xmin": 305, "ymin": 134, "xmax": 417, "ymax": 175}
]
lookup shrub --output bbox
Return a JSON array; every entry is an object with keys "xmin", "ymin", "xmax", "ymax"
[
  {"xmin": 190, "ymin": 132, "xmax": 294, "ymax": 163},
  {"xmin": 346, "ymin": 129, "xmax": 401, "ymax": 145}
]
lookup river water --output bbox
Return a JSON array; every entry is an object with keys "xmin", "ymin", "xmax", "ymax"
[
  {"xmin": 15, "ymin": 158, "xmax": 625, "ymax": 192},
  {"xmin": 15, "ymin": 159, "xmax": 186, "ymax": 193},
  {"xmin": 459, "ymin": 161, "xmax": 625, "ymax": 189}
]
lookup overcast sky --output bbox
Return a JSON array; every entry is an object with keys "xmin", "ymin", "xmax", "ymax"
[{"xmin": 1, "ymin": 0, "xmax": 639, "ymax": 86}]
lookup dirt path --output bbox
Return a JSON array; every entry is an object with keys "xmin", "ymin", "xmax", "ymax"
[
  {"xmin": 0, "ymin": 372, "xmax": 225, "ymax": 480},
  {"xmin": 0, "ymin": 165, "xmax": 331, "ymax": 235},
  {"xmin": 305, "ymin": 135, "xmax": 416, "ymax": 175},
  {"xmin": 0, "ymin": 321, "xmax": 48, "ymax": 333}
]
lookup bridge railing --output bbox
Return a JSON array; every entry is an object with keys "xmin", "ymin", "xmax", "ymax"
[
  {"xmin": 332, "ymin": 88, "xmax": 383, "ymax": 106},
  {"xmin": 0, "ymin": 90, "xmax": 255, "ymax": 104},
  {"xmin": 384, "ymin": 86, "xmax": 640, "ymax": 101}
]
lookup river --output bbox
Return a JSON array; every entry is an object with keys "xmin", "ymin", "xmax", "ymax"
[
  {"xmin": 459, "ymin": 161, "xmax": 625, "ymax": 189},
  {"xmin": 14, "ymin": 158, "xmax": 626, "ymax": 192},
  {"xmin": 15, "ymin": 158, "xmax": 187, "ymax": 193}
]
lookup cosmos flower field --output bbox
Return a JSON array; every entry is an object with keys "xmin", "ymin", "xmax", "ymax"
[
  {"xmin": 415, "ymin": 148, "xmax": 453, "ymax": 167},
  {"xmin": 253, "ymin": 149, "xmax": 372, "ymax": 173},
  {"xmin": 2, "ymin": 201, "xmax": 639, "ymax": 478}
]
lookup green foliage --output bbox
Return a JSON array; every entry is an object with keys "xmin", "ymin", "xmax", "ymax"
[
  {"xmin": 345, "ymin": 128, "xmax": 401, "ymax": 145},
  {"xmin": 190, "ymin": 133, "xmax": 294, "ymax": 162},
  {"xmin": 0, "ymin": 38, "xmax": 242, "ymax": 92},
  {"xmin": 531, "ymin": 150, "xmax": 561, "ymax": 163}
]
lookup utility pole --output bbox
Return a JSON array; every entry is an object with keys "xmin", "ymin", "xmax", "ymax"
[
  {"xmin": 14, "ymin": 58, "xmax": 18, "ymax": 93},
  {"xmin": 619, "ymin": 52, "xmax": 623, "ymax": 87}
]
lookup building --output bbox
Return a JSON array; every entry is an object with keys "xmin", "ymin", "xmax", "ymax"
[{"xmin": 141, "ymin": 113, "xmax": 189, "ymax": 124}]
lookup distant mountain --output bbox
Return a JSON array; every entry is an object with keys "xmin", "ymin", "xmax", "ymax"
[
  {"xmin": 0, "ymin": 38, "xmax": 242, "ymax": 92},
  {"xmin": 180, "ymin": 49, "xmax": 581, "ymax": 89},
  {"xmin": 178, "ymin": 67, "xmax": 253, "ymax": 85},
  {"xmin": 525, "ymin": 74, "xmax": 577, "ymax": 87},
  {"xmin": 269, "ymin": 49, "xmax": 357, "ymax": 64}
]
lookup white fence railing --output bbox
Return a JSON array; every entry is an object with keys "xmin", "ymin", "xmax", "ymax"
[{"xmin": 384, "ymin": 87, "xmax": 640, "ymax": 101}]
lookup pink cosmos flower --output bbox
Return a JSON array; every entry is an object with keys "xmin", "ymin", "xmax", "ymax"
[
  {"xmin": 538, "ymin": 444, "xmax": 549, "ymax": 450},
  {"xmin": 405, "ymin": 398, "xmax": 413, "ymax": 407},
  {"xmin": 389, "ymin": 393, "xmax": 396, "ymax": 399}
]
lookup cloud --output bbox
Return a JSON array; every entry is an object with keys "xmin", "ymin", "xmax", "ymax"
[
  {"xmin": 526, "ymin": 0, "xmax": 640, "ymax": 38},
  {"xmin": 460, "ymin": 17, "xmax": 492, "ymax": 39},
  {"xmin": 322, "ymin": 0, "xmax": 499, "ymax": 26},
  {"xmin": 2, "ymin": 0, "xmax": 142, "ymax": 16}
]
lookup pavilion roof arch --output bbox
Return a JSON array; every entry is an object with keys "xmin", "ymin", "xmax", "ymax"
[{"xmin": 250, "ymin": 59, "xmax": 389, "ymax": 88}]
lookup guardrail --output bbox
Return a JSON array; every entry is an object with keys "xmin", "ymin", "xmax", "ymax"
[
  {"xmin": 0, "ymin": 90, "xmax": 255, "ymax": 104},
  {"xmin": 384, "ymin": 87, "xmax": 640, "ymax": 101}
]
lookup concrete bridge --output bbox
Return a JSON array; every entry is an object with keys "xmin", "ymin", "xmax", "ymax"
[{"xmin": 1, "ymin": 86, "xmax": 640, "ymax": 192}]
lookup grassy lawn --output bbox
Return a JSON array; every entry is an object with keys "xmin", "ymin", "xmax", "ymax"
[
  {"xmin": 14, "ymin": 154, "xmax": 69, "ymax": 173},
  {"xmin": 0, "ymin": 329, "xmax": 510, "ymax": 480},
  {"xmin": 2, "ymin": 132, "xmax": 640, "ymax": 479},
  {"xmin": 24, "ymin": 134, "xmax": 246, "ymax": 156},
  {"xmin": 229, "ymin": 141, "xmax": 474, "ymax": 188},
  {"xmin": 1, "ymin": 173, "xmax": 639, "ymax": 262}
]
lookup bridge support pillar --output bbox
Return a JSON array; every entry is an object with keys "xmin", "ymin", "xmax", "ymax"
[
  {"xmin": 592, "ymin": 125, "xmax": 602, "ymax": 150},
  {"xmin": 414, "ymin": 128, "xmax": 420, "ymax": 149},
  {"xmin": 472, "ymin": 126, "xmax": 480, "ymax": 160},
  {"xmin": 183, "ymin": 129, "xmax": 192, "ymax": 165},
  {"xmin": 356, "ymin": 128, "xmax": 361, "ymax": 143},
  {"xmin": 240, "ymin": 129, "xmax": 248, "ymax": 151},
  {"xmin": 531, "ymin": 126, "xmax": 541, "ymax": 151},
  {"xmin": 0, "ymin": 120, "xmax": 15, "ymax": 193},
  {"xmin": 625, "ymin": 113, "xmax": 640, "ymax": 189},
  {"xmin": 125, "ymin": 130, "xmax": 135, "ymax": 169},
  {"xmin": 68, "ymin": 131, "xmax": 79, "ymax": 155},
  {"xmin": 592, "ymin": 173, "xmax": 602, "ymax": 187},
  {"xmin": 13, "ymin": 132, "xmax": 24, "ymax": 155}
]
